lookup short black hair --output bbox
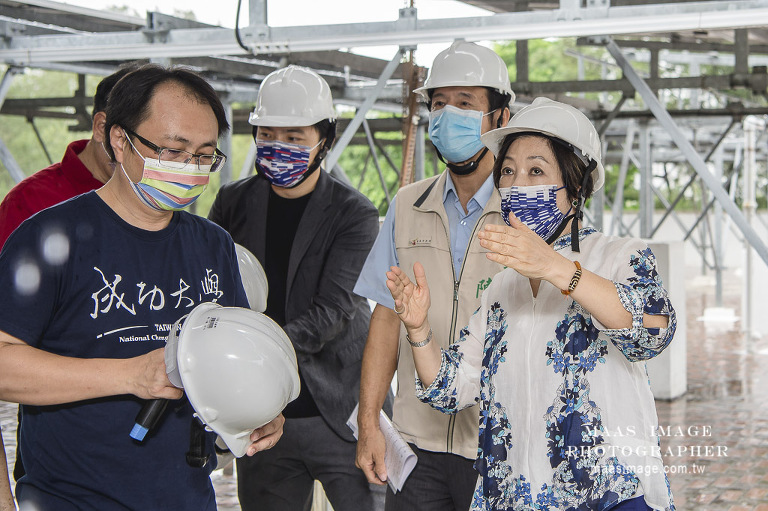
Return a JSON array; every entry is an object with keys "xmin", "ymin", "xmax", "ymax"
[
  {"xmin": 92, "ymin": 63, "xmax": 141, "ymax": 117},
  {"xmin": 426, "ymin": 86, "xmax": 512, "ymax": 113},
  {"xmin": 104, "ymin": 64, "xmax": 229, "ymax": 161},
  {"xmin": 313, "ymin": 118, "xmax": 336, "ymax": 151},
  {"xmin": 492, "ymin": 133, "xmax": 594, "ymax": 202},
  {"xmin": 250, "ymin": 118, "xmax": 336, "ymax": 150}
]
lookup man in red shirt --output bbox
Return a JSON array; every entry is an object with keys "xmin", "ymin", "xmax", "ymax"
[
  {"xmin": 0, "ymin": 66, "xmax": 135, "ymax": 249},
  {"xmin": 0, "ymin": 65, "xmax": 136, "ymax": 510}
]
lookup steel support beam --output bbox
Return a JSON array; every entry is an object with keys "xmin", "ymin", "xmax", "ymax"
[
  {"xmin": 638, "ymin": 121, "xmax": 653, "ymax": 238},
  {"xmin": 325, "ymin": 49, "xmax": 403, "ymax": 172},
  {"xmin": 362, "ymin": 119, "xmax": 391, "ymax": 205},
  {"xmin": 249, "ymin": 0, "xmax": 268, "ymax": 26},
  {"xmin": 516, "ymin": 40, "xmax": 529, "ymax": 84},
  {"xmin": 329, "ymin": 162, "xmax": 352, "ymax": 186},
  {"xmin": 596, "ymin": 95, "xmax": 627, "ymax": 137},
  {"xmin": 605, "ymin": 36, "xmax": 768, "ymax": 267},
  {"xmin": 239, "ymin": 141, "xmax": 257, "ymax": 180},
  {"xmin": 0, "ymin": 66, "xmax": 20, "ymax": 109},
  {"xmin": 220, "ymin": 101, "xmax": 233, "ymax": 186},
  {"xmin": 713, "ymin": 144, "xmax": 725, "ymax": 307},
  {"xmin": 649, "ymin": 119, "xmax": 737, "ymax": 238},
  {"xmin": 742, "ymin": 116, "xmax": 763, "ymax": 338},
  {"xmin": 371, "ymin": 137, "xmax": 401, "ymax": 179},
  {"xmin": 610, "ymin": 120, "xmax": 635, "ymax": 237},
  {"xmin": 414, "ymin": 124, "xmax": 426, "ymax": 183},
  {"xmin": 0, "ymin": 137, "xmax": 26, "ymax": 183},
  {"xmin": 4, "ymin": 2, "xmax": 768, "ymax": 63},
  {"xmin": 511, "ymin": 72, "xmax": 768, "ymax": 97},
  {"xmin": 29, "ymin": 118, "xmax": 53, "ymax": 165}
]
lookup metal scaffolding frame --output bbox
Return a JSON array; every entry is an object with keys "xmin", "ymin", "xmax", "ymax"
[{"xmin": 1, "ymin": 0, "xmax": 767, "ymax": 281}]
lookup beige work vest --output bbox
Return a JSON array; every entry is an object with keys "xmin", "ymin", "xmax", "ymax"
[{"xmin": 392, "ymin": 171, "xmax": 504, "ymax": 460}]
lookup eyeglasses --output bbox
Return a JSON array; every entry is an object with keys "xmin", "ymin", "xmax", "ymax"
[{"xmin": 123, "ymin": 128, "xmax": 227, "ymax": 172}]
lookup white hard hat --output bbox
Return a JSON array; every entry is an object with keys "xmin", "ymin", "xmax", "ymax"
[
  {"xmin": 414, "ymin": 41, "xmax": 514, "ymax": 103},
  {"xmin": 480, "ymin": 97, "xmax": 605, "ymax": 192},
  {"xmin": 234, "ymin": 243, "xmax": 268, "ymax": 313},
  {"xmin": 165, "ymin": 302, "xmax": 300, "ymax": 458},
  {"xmin": 249, "ymin": 65, "xmax": 337, "ymax": 127}
]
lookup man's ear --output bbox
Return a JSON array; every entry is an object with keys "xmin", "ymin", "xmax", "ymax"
[
  {"xmin": 501, "ymin": 107, "xmax": 511, "ymax": 127},
  {"xmin": 109, "ymin": 125, "xmax": 128, "ymax": 164},
  {"xmin": 91, "ymin": 111, "xmax": 107, "ymax": 144}
]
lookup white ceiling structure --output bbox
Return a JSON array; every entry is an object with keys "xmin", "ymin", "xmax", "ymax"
[{"xmin": 1, "ymin": 0, "xmax": 767, "ymax": 283}]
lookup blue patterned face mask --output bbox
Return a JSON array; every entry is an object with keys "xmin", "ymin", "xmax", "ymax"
[
  {"xmin": 428, "ymin": 105, "xmax": 489, "ymax": 163},
  {"xmin": 256, "ymin": 139, "xmax": 322, "ymax": 188},
  {"xmin": 499, "ymin": 184, "xmax": 571, "ymax": 241}
]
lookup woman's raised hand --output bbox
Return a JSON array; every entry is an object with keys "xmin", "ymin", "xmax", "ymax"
[
  {"xmin": 386, "ymin": 262, "xmax": 430, "ymax": 332},
  {"xmin": 478, "ymin": 213, "xmax": 559, "ymax": 281}
]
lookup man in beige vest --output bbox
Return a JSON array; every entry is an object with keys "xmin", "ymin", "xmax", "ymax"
[{"xmin": 353, "ymin": 41, "xmax": 513, "ymax": 510}]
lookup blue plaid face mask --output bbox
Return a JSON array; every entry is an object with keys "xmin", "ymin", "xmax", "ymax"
[
  {"xmin": 256, "ymin": 139, "xmax": 322, "ymax": 188},
  {"xmin": 499, "ymin": 184, "xmax": 571, "ymax": 241}
]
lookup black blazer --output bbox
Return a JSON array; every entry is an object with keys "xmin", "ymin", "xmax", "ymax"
[{"xmin": 209, "ymin": 170, "xmax": 381, "ymax": 440}]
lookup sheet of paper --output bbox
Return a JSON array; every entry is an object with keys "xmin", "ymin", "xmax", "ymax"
[{"xmin": 347, "ymin": 404, "xmax": 417, "ymax": 493}]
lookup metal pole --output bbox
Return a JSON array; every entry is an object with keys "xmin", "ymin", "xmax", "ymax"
[
  {"xmin": 604, "ymin": 36, "xmax": 768, "ymax": 267},
  {"xmin": 742, "ymin": 116, "xmax": 763, "ymax": 343},
  {"xmin": 610, "ymin": 120, "xmax": 635, "ymax": 236},
  {"xmin": 220, "ymin": 101, "xmax": 233, "ymax": 186},
  {"xmin": 0, "ymin": 67, "xmax": 20, "ymax": 109},
  {"xmin": 362, "ymin": 119, "xmax": 391, "ymax": 204},
  {"xmin": 0, "ymin": 138, "xmax": 25, "ymax": 183},
  {"xmin": 638, "ymin": 120, "xmax": 653, "ymax": 238},
  {"xmin": 713, "ymin": 144, "xmax": 725, "ymax": 307},
  {"xmin": 516, "ymin": 40, "xmax": 529, "ymax": 84},
  {"xmin": 590, "ymin": 139, "xmax": 607, "ymax": 231},
  {"xmin": 239, "ymin": 141, "xmax": 257, "ymax": 180},
  {"xmin": 372, "ymin": 137, "xmax": 401, "ymax": 178},
  {"xmin": 29, "ymin": 118, "xmax": 53, "ymax": 165},
  {"xmin": 597, "ymin": 95, "xmax": 627, "ymax": 137},
  {"xmin": 649, "ymin": 119, "xmax": 737, "ymax": 238},
  {"xmin": 249, "ymin": 0, "xmax": 268, "ymax": 26},
  {"xmin": 325, "ymin": 49, "xmax": 403, "ymax": 171},
  {"xmin": 414, "ymin": 123, "xmax": 425, "ymax": 182}
]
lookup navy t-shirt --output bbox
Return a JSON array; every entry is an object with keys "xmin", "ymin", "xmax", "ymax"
[{"xmin": 0, "ymin": 191, "xmax": 248, "ymax": 510}]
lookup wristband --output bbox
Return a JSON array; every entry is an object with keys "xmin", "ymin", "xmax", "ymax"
[{"xmin": 406, "ymin": 328, "xmax": 432, "ymax": 348}]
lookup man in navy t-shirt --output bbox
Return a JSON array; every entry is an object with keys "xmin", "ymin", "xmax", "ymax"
[{"xmin": 0, "ymin": 65, "xmax": 284, "ymax": 511}]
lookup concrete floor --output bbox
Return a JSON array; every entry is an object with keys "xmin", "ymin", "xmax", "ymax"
[{"xmin": 2, "ymin": 265, "xmax": 767, "ymax": 510}]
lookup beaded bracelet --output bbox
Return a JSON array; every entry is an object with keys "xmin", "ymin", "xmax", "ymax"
[
  {"xmin": 406, "ymin": 328, "xmax": 433, "ymax": 348},
  {"xmin": 561, "ymin": 261, "xmax": 582, "ymax": 296}
]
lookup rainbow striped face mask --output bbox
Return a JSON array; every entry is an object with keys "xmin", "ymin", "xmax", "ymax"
[{"xmin": 122, "ymin": 135, "xmax": 210, "ymax": 212}]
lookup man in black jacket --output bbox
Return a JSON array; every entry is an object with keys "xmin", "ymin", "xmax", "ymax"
[{"xmin": 208, "ymin": 65, "xmax": 385, "ymax": 511}]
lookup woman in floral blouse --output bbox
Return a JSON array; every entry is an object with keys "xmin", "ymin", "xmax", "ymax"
[{"xmin": 386, "ymin": 98, "xmax": 676, "ymax": 511}]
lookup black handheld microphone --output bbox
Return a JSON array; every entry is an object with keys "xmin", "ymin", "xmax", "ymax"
[{"xmin": 130, "ymin": 399, "xmax": 169, "ymax": 441}]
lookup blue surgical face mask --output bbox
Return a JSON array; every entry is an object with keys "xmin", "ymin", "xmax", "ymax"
[
  {"xmin": 499, "ymin": 184, "xmax": 571, "ymax": 241},
  {"xmin": 428, "ymin": 105, "xmax": 491, "ymax": 164},
  {"xmin": 256, "ymin": 138, "xmax": 322, "ymax": 188}
]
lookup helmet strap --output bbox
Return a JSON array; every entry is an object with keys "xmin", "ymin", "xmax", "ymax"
[
  {"xmin": 545, "ymin": 213, "xmax": 576, "ymax": 246},
  {"xmin": 544, "ymin": 159, "xmax": 597, "ymax": 251},
  {"xmin": 284, "ymin": 120, "xmax": 336, "ymax": 187},
  {"xmin": 254, "ymin": 121, "xmax": 336, "ymax": 188},
  {"xmin": 563, "ymin": 159, "xmax": 598, "ymax": 252},
  {"xmin": 442, "ymin": 147, "xmax": 490, "ymax": 176}
]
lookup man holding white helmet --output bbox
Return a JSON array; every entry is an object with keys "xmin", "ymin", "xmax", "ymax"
[
  {"xmin": 353, "ymin": 41, "xmax": 513, "ymax": 510},
  {"xmin": 208, "ymin": 65, "xmax": 385, "ymax": 511},
  {"xmin": 0, "ymin": 65, "xmax": 283, "ymax": 510}
]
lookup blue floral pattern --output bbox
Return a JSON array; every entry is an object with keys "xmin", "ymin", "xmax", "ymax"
[
  {"xmin": 609, "ymin": 248, "xmax": 676, "ymax": 362},
  {"xmin": 416, "ymin": 229, "xmax": 676, "ymax": 511}
]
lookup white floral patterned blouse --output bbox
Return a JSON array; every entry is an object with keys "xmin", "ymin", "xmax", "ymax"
[{"xmin": 416, "ymin": 228, "xmax": 676, "ymax": 511}]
